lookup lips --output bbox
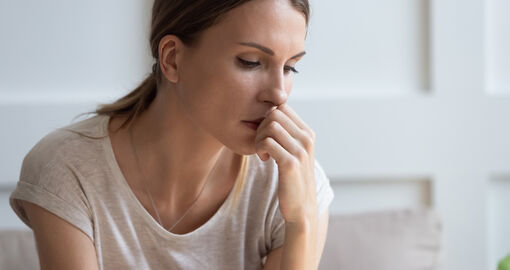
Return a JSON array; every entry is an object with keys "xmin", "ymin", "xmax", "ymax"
[
  {"xmin": 245, "ymin": 117, "xmax": 265, "ymax": 124},
  {"xmin": 242, "ymin": 117, "xmax": 264, "ymax": 131},
  {"xmin": 243, "ymin": 121, "xmax": 260, "ymax": 131}
]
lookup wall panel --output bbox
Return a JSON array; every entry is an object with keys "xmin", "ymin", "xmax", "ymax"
[
  {"xmin": 293, "ymin": 0, "xmax": 430, "ymax": 98},
  {"xmin": 0, "ymin": 0, "xmax": 153, "ymax": 96},
  {"xmin": 486, "ymin": 0, "xmax": 510, "ymax": 95},
  {"xmin": 329, "ymin": 177, "xmax": 432, "ymax": 215}
]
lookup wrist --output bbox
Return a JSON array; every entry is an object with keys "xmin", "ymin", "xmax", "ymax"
[{"xmin": 285, "ymin": 216, "xmax": 317, "ymax": 234}]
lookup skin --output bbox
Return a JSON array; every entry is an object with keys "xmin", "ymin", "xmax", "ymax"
[
  {"xmin": 22, "ymin": 0, "xmax": 327, "ymax": 269},
  {"xmin": 110, "ymin": 0, "xmax": 315, "ymax": 228}
]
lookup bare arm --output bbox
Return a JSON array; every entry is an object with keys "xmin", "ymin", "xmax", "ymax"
[
  {"xmin": 263, "ymin": 210, "xmax": 329, "ymax": 270},
  {"xmin": 22, "ymin": 201, "xmax": 99, "ymax": 270}
]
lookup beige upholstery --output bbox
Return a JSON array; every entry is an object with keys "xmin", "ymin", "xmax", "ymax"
[
  {"xmin": 319, "ymin": 208, "xmax": 442, "ymax": 270},
  {"xmin": 0, "ymin": 229, "xmax": 38, "ymax": 270},
  {"xmin": 0, "ymin": 208, "xmax": 441, "ymax": 270}
]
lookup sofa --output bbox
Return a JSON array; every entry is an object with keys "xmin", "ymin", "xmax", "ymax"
[
  {"xmin": 0, "ymin": 208, "xmax": 442, "ymax": 270},
  {"xmin": 319, "ymin": 208, "xmax": 442, "ymax": 269}
]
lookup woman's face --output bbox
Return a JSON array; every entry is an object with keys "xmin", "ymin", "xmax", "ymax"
[{"xmin": 171, "ymin": 0, "xmax": 307, "ymax": 155}]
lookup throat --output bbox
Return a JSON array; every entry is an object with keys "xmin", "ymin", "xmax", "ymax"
[{"xmin": 151, "ymin": 152, "xmax": 242, "ymax": 234}]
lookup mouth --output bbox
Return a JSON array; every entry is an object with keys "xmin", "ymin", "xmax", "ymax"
[
  {"xmin": 245, "ymin": 117, "xmax": 265, "ymax": 123},
  {"xmin": 242, "ymin": 119, "xmax": 262, "ymax": 131}
]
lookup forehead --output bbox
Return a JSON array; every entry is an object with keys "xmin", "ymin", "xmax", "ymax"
[{"xmin": 197, "ymin": 0, "xmax": 307, "ymax": 56}]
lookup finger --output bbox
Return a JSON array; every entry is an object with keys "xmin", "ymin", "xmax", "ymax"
[
  {"xmin": 277, "ymin": 103, "xmax": 311, "ymax": 131},
  {"xmin": 259, "ymin": 109, "xmax": 302, "ymax": 139},
  {"xmin": 255, "ymin": 136, "xmax": 294, "ymax": 167},
  {"xmin": 258, "ymin": 108, "xmax": 310, "ymax": 150},
  {"xmin": 255, "ymin": 120, "xmax": 303, "ymax": 157}
]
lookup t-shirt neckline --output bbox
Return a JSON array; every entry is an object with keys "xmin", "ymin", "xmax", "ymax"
[{"xmin": 99, "ymin": 114, "xmax": 239, "ymax": 239}]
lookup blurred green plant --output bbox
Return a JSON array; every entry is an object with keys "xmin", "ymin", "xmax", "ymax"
[{"xmin": 499, "ymin": 254, "xmax": 510, "ymax": 270}]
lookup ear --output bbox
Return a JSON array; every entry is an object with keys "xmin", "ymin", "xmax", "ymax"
[{"xmin": 158, "ymin": 35, "xmax": 184, "ymax": 84}]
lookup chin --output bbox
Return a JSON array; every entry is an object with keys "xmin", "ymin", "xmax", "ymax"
[
  {"xmin": 227, "ymin": 142, "xmax": 257, "ymax": 156},
  {"xmin": 220, "ymin": 135, "xmax": 257, "ymax": 157},
  {"xmin": 216, "ymin": 122, "xmax": 257, "ymax": 155}
]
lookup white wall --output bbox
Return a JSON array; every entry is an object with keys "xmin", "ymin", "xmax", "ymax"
[{"xmin": 1, "ymin": 1, "xmax": 509, "ymax": 270}]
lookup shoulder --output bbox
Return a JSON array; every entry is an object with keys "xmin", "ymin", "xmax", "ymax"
[
  {"xmin": 26, "ymin": 114, "xmax": 108, "ymax": 161},
  {"xmin": 10, "ymin": 116, "xmax": 105, "ymax": 240},
  {"xmin": 20, "ymin": 114, "xmax": 108, "ymax": 186}
]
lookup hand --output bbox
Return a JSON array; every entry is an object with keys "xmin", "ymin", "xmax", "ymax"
[{"xmin": 254, "ymin": 103, "xmax": 318, "ymax": 225}]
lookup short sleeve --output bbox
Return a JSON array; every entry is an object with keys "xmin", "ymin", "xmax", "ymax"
[
  {"xmin": 265, "ymin": 158, "xmax": 334, "ymax": 254},
  {"xmin": 269, "ymin": 204, "xmax": 286, "ymax": 250},
  {"xmin": 262, "ymin": 199, "xmax": 286, "ymax": 265},
  {"xmin": 9, "ymin": 132, "xmax": 94, "ymax": 241},
  {"xmin": 314, "ymin": 158, "xmax": 335, "ymax": 216}
]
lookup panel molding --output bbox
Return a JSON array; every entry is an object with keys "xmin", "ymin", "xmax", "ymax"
[
  {"xmin": 485, "ymin": 0, "xmax": 510, "ymax": 95},
  {"xmin": 328, "ymin": 176, "xmax": 432, "ymax": 215},
  {"xmin": 293, "ymin": 0, "xmax": 432, "ymax": 97}
]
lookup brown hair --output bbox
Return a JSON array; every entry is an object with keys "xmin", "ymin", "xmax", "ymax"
[{"xmin": 79, "ymin": 0, "xmax": 310, "ymax": 215}]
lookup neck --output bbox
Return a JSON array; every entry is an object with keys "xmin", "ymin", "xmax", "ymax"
[{"xmin": 125, "ymin": 88, "xmax": 237, "ymax": 211}]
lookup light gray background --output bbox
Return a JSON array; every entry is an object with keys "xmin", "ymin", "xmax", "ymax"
[{"xmin": 1, "ymin": 1, "xmax": 509, "ymax": 270}]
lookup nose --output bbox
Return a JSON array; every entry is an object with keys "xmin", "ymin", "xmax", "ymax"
[{"xmin": 258, "ymin": 69, "xmax": 289, "ymax": 107}]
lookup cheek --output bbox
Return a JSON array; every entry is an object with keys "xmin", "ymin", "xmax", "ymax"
[
  {"xmin": 286, "ymin": 79, "xmax": 293, "ymax": 95},
  {"xmin": 183, "ymin": 58, "xmax": 259, "ymax": 120},
  {"xmin": 228, "ymin": 75, "xmax": 260, "ymax": 112},
  {"xmin": 217, "ymin": 63, "xmax": 260, "ymax": 97}
]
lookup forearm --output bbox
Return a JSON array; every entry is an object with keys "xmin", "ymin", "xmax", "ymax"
[{"xmin": 279, "ymin": 219, "xmax": 318, "ymax": 270}]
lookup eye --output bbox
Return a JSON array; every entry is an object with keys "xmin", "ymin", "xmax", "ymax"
[
  {"xmin": 237, "ymin": 57, "xmax": 260, "ymax": 68},
  {"xmin": 284, "ymin": 66, "xmax": 299, "ymax": 74},
  {"xmin": 237, "ymin": 57, "xmax": 299, "ymax": 74}
]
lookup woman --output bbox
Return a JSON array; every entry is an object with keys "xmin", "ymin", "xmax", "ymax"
[{"xmin": 10, "ymin": 0, "xmax": 334, "ymax": 269}]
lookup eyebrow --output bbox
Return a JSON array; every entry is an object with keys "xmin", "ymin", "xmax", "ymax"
[{"xmin": 237, "ymin": 42, "xmax": 306, "ymax": 60}]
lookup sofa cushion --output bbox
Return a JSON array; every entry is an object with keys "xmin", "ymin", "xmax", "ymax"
[
  {"xmin": 0, "ymin": 230, "xmax": 39, "ymax": 270},
  {"xmin": 319, "ymin": 208, "xmax": 442, "ymax": 270}
]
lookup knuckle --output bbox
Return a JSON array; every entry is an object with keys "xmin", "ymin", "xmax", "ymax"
[
  {"xmin": 296, "ymin": 147, "xmax": 308, "ymax": 160},
  {"xmin": 289, "ymin": 158, "xmax": 301, "ymax": 170},
  {"xmin": 261, "ymin": 137, "xmax": 273, "ymax": 148},
  {"xmin": 285, "ymin": 157, "xmax": 300, "ymax": 170},
  {"xmin": 268, "ymin": 121, "xmax": 279, "ymax": 133},
  {"xmin": 302, "ymin": 136, "xmax": 314, "ymax": 150},
  {"xmin": 309, "ymin": 129, "xmax": 316, "ymax": 140}
]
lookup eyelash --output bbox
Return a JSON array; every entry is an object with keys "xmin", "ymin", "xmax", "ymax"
[{"xmin": 237, "ymin": 57, "xmax": 299, "ymax": 74}]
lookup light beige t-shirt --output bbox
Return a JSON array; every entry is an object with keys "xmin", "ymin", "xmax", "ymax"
[{"xmin": 10, "ymin": 114, "xmax": 334, "ymax": 270}]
